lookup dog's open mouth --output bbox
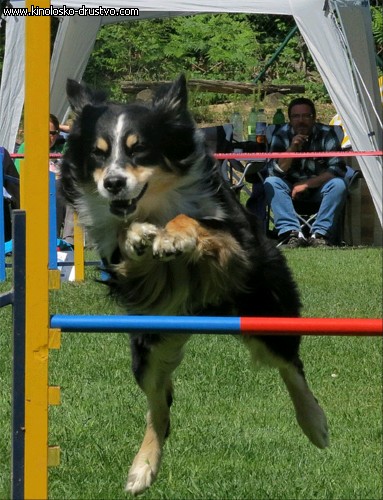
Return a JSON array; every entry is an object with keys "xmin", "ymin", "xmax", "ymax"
[{"xmin": 109, "ymin": 184, "xmax": 148, "ymax": 217}]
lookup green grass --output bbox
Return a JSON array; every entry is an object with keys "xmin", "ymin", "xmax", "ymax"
[{"xmin": 0, "ymin": 248, "xmax": 382, "ymax": 499}]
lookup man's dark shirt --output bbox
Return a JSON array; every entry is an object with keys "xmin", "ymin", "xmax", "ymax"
[{"xmin": 268, "ymin": 122, "xmax": 346, "ymax": 183}]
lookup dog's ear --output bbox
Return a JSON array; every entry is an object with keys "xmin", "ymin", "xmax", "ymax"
[
  {"xmin": 66, "ymin": 79, "xmax": 107, "ymax": 115},
  {"xmin": 152, "ymin": 74, "xmax": 188, "ymax": 118},
  {"xmin": 152, "ymin": 75, "xmax": 197, "ymax": 163}
]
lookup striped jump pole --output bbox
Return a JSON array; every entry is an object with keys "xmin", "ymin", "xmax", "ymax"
[
  {"xmin": 50, "ymin": 314, "xmax": 382, "ymax": 336},
  {"xmin": 21, "ymin": 5, "xmax": 51, "ymax": 499}
]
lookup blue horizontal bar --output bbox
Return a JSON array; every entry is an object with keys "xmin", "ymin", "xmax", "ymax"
[{"xmin": 50, "ymin": 314, "xmax": 241, "ymax": 333}]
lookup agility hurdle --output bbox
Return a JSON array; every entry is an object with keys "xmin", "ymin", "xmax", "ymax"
[
  {"xmin": 12, "ymin": 5, "xmax": 382, "ymax": 500},
  {"xmin": 50, "ymin": 314, "xmax": 382, "ymax": 336}
]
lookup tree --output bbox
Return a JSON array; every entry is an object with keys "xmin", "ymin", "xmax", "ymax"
[{"xmin": 83, "ymin": 11, "xmax": 382, "ymax": 106}]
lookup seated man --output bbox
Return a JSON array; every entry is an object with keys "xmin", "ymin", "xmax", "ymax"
[{"xmin": 264, "ymin": 97, "xmax": 347, "ymax": 247}]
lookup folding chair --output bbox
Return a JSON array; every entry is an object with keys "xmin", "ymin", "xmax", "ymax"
[
  {"xmin": 200, "ymin": 123, "xmax": 234, "ymax": 158},
  {"xmin": 201, "ymin": 125, "xmax": 265, "ymax": 206},
  {"xmin": 219, "ymin": 139, "xmax": 268, "ymax": 204},
  {"xmin": 202, "ymin": 125, "xmax": 271, "ymax": 203},
  {"xmin": 200, "ymin": 123, "xmax": 245, "ymax": 192}
]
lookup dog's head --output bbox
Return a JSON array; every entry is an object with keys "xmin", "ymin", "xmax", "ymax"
[{"xmin": 64, "ymin": 75, "xmax": 203, "ymax": 217}]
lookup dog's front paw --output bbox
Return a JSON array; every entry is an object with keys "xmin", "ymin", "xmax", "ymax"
[
  {"xmin": 122, "ymin": 222, "xmax": 158, "ymax": 260},
  {"xmin": 152, "ymin": 230, "xmax": 197, "ymax": 261},
  {"xmin": 125, "ymin": 461, "xmax": 156, "ymax": 496}
]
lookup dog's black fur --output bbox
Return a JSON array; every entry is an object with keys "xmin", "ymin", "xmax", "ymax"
[{"xmin": 61, "ymin": 75, "xmax": 328, "ymax": 495}]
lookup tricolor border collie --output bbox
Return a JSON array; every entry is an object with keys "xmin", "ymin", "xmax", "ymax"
[{"xmin": 61, "ymin": 75, "xmax": 328, "ymax": 495}]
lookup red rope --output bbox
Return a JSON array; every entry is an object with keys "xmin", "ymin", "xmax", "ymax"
[
  {"xmin": 215, "ymin": 150, "xmax": 383, "ymax": 160},
  {"xmin": 10, "ymin": 151, "xmax": 383, "ymax": 160}
]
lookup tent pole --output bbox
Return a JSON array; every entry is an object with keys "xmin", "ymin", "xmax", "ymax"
[{"xmin": 253, "ymin": 25, "xmax": 298, "ymax": 84}]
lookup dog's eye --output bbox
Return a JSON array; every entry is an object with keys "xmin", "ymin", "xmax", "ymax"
[
  {"xmin": 130, "ymin": 144, "xmax": 146, "ymax": 156},
  {"xmin": 93, "ymin": 147, "xmax": 107, "ymax": 158}
]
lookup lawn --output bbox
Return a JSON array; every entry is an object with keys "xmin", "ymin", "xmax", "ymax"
[{"xmin": 0, "ymin": 247, "xmax": 382, "ymax": 499}]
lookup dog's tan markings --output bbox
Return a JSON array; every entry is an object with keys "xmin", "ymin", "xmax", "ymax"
[
  {"xmin": 125, "ymin": 412, "xmax": 164, "ymax": 494},
  {"xmin": 164, "ymin": 214, "xmax": 248, "ymax": 268},
  {"xmin": 96, "ymin": 137, "xmax": 109, "ymax": 153},
  {"xmin": 125, "ymin": 165, "xmax": 155, "ymax": 185},
  {"xmin": 143, "ymin": 168, "xmax": 180, "ymax": 194},
  {"xmin": 93, "ymin": 167, "xmax": 104, "ymax": 184},
  {"xmin": 126, "ymin": 133, "xmax": 139, "ymax": 149}
]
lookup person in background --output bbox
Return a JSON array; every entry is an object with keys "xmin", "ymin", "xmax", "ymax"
[
  {"xmin": 15, "ymin": 114, "xmax": 66, "ymax": 173},
  {"xmin": 15, "ymin": 114, "xmax": 68, "ymax": 238},
  {"xmin": 56, "ymin": 119, "xmax": 75, "ymax": 245},
  {"xmin": 1, "ymin": 147, "xmax": 20, "ymax": 242},
  {"xmin": 264, "ymin": 97, "xmax": 347, "ymax": 247},
  {"xmin": 48, "ymin": 114, "xmax": 68, "ymax": 237},
  {"xmin": 14, "ymin": 126, "xmax": 24, "ymax": 153}
]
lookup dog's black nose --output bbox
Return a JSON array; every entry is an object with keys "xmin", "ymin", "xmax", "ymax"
[{"xmin": 104, "ymin": 176, "xmax": 126, "ymax": 195}]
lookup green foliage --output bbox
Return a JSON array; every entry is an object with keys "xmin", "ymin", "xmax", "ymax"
[
  {"xmin": 83, "ymin": 13, "xmax": 332, "ymax": 107},
  {"xmin": 163, "ymin": 14, "xmax": 259, "ymax": 80},
  {"xmin": 371, "ymin": 6, "xmax": 383, "ymax": 55},
  {"xmin": 80, "ymin": 10, "xmax": 382, "ymax": 109},
  {"xmin": 84, "ymin": 15, "xmax": 260, "ymax": 101},
  {"xmin": 247, "ymin": 14, "xmax": 315, "ymax": 79},
  {"xmin": 1, "ymin": 8, "xmax": 382, "ymax": 100}
]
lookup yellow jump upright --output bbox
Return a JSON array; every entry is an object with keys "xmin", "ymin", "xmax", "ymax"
[{"xmin": 23, "ymin": 3, "xmax": 51, "ymax": 498}]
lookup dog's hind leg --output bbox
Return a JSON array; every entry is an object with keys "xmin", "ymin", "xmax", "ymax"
[
  {"xmin": 243, "ymin": 337, "xmax": 329, "ymax": 449},
  {"xmin": 279, "ymin": 358, "xmax": 329, "ymax": 449},
  {"xmin": 126, "ymin": 334, "xmax": 190, "ymax": 495}
]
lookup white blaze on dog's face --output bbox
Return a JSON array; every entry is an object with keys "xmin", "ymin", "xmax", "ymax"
[{"xmin": 89, "ymin": 113, "xmax": 156, "ymax": 217}]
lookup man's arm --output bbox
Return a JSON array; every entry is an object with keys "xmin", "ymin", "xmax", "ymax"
[
  {"xmin": 291, "ymin": 126, "xmax": 346, "ymax": 199},
  {"xmin": 291, "ymin": 171, "xmax": 334, "ymax": 200},
  {"xmin": 276, "ymin": 133, "xmax": 308, "ymax": 173}
]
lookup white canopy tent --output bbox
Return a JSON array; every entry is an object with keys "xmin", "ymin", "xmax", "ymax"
[{"xmin": 1, "ymin": 0, "xmax": 382, "ymax": 224}]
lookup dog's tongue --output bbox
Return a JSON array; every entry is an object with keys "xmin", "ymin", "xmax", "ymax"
[
  {"xmin": 110, "ymin": 199, "xmax": 137, "ymax": 217},
  {"xmin": 109, "ymin": 184, "xmax": 148, "ymax": 218}
]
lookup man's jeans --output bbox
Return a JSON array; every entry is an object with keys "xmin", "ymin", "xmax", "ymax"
[{"xmin": 264, "ymin": 176, "xmax": 348, "ymax": 238}]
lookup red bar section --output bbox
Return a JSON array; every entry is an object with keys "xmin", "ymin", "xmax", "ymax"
[{"xmin": 240, "ymin": 317, "xmax": 382, "ymax": 336}]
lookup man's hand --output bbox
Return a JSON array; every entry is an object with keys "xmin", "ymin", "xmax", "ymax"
[
  {"xmin": 291, "ymin": 182, "xmax": 309, "ymax": 200},
  {"xmin": 276, "ymin": 134, "xmax": 309, "ymax": 172},
  {"xmin": 290, "ymin": 134, "xmax": 309, "ymax": 152}
]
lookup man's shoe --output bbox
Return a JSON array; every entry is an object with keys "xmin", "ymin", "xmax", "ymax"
[
  {"xmin": 309, "ymin": 233, "xmax": 332, "ymax": 247},
  {"xmin": 279, "ymin": 230, "xmax": 308, "ymax": 248}
]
